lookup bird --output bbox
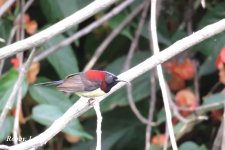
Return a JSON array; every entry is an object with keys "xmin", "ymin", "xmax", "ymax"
[{"xmin": 35, "ymin": 70, "xmax": 128, "ymax": 98}]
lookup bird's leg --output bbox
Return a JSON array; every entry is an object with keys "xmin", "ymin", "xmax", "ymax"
[{"xmin": 88, "ymin": 98, "xmax": 96, "ymax": 106}]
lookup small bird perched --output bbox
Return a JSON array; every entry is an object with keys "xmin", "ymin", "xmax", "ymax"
[{"xmin": 36, "ymin": 70, "xmax": 127, "ymax": 98}]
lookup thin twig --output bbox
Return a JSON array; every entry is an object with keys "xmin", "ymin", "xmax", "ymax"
[
  {"xmin": 93, "ymin": 102, "xmax": 102, "ymax": 150},
  {"xmin": 163, "ymin": 126, "xmax": 169, "ymax": 150},
  {"xmin": 127, "ymin": 85, "xmax": 158, "ymax": 126},
  {"xmin": 222, "ymin": 103, "xmax": 225, "ymax": 149},
  {"xmin": 169, "ymin": 97, "xmax": 189, "ymax": 123},
  {"xmin": 124, "ymin": 0, "xmax": 157, "ymax": 126},
  {"xmin": 145, "ymin": 70, "xmax": 157, "ymax": 150},
  {"xmin": 83, "ymin": 2, "xmax": 145, "ymax": 71},
  {"xmin": 207, "ymin": 82, "xmax": 221, "ymax": 96},
  {"xmin": 0, "ymin": 38, "xmax": 5, "ymax": 43},
  {"xmin": 13, "ymin": 0, "xmax": 25, "ymax": 145},
  {"xmin": 212, "ymin": 120, "xmax": 223, "ymax": 150},
  {"xmin": 193, "ymin": 61, "xmax": 200, "ymax": 105},
  {"xmin": 33, "ymin": 0, "xmax": 135, "ymax": 63},
  {"xmin": 145, "ymin": 0, "xmax": 162, "ymax": 148},
  {"xmin": 123, "ymin": 0, "xmax": 150, "ymax": 70},
  {"xmin": 3, "ymin": 18, "xmax": 225, "ymax": 150},
  {"xmin": 0, "ymin": 0, "xmax": 16, "ymax": 18},
  {"xmin": 0, "ymin": 48, "xmax": 36, "ymax": 132},
  {"xmin": 150, "ymin": 0, "xmax": 178, "ymax": 149},
  {"xmin": 201, "ymin": 0, "xmax": 206, "ymax": 8},
  {"xmin": 0, "ymin": 0, "xmax": 119, "ymax": 60}
]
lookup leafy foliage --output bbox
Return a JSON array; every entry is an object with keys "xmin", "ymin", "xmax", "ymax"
[
  {"xmin": 41, "ymin": 34, "xmax": 79, "ymax": 79},
  {"xmin": 0, "ymin": 0, "xmax": 225, "ymax": 149},
  {"xmin": 32, "ymin": 104, "xmax": 92, "ymax": 139}
]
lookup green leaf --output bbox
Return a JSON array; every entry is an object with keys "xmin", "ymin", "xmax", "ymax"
[
  {"xmin": 198, "ymin": 2, "xmax": 225, "ymax": 29},
  {"xmin": 170, "ymin": 30, "xmax": 187, "ymax": 44},
  {"xmin": 84, "ymin": 33, "xmax": 131, "ymax": 64},
  {"xmin": 202, "ymin": 92, "xmax": 225, "ymax": 110},
  {"xmin": 32, "ymin": 104, "xmax": 92, "ymax": 139},
  {"xmin": 156, "ymin": 109, "xmax": 166, "ymax": 124},
  {"xmin": 193, "ymin": 33, "xmax": 225, "ymax": 57},
  {"xmin": 193, "ymin": 2, "xmax": 225, "ymax": 57},
  {"xmin": 0, "ymin": 116, "xmax": 14, "ymax": 142},
  {"xmin": 29, "ymin": 85, "xmax": 72, "ymax": 112},
  {"xmin": 199, "ymin": 56, "xmax": 217, "ymax": 76},
  {"xmin": 179, "ymin": 141, "xmax": 207, "ymax": 150},
  {"xmin": 0, "ymin": 19, "xmax": 12, "ymax": 47},
  {"xmin": 141, "ymin": 19, "xmax": 172, "ymax": 46},
  {"xmin": 42, "ymin": 34, "xmax": 78, "ymax": 79},
  {"xmin": 38, "ymin": 0, "xmax": 92, "ymax": 23},
  {"xmin": 0, "ymin": 69, "xmax": 28, "ymax": 112},
  {"xmin": 150, "ymin": 145, "xmax": 162, "ymax": 150},
  {"xmin": 130, "ymin": 0, "xmax": 144, "ymax": 10}
]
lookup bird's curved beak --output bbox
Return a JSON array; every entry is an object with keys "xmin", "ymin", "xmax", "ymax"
[{"xmin": 116, "ymin": 79, "xmax": 130, "ymax": 85}]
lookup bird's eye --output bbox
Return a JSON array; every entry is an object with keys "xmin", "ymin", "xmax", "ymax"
[{"xmin": 105, "ymin": 75, "xmax": 114, "ymax": 84}]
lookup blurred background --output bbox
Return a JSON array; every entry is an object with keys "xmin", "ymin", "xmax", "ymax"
[{"xmin": 0, "ymin": 0, "xmax": 225, "ymax": 149}]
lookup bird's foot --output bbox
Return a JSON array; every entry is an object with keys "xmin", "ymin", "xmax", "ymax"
[{"xmin": 88, "ymin": 98, "xmax": 96, "ymax": 106}]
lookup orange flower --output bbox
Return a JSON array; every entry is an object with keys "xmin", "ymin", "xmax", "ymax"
[
  {"xmin": 65, "ymin": 134, "xmax": 80, "ymax": 143},
  {"xmin": 23, "ymin": 14, "xmax": 30, "ymax": 24},
  {"xmin": 23, "ymin": 14, "xmax": 38, "ymax": 35},
  {"xmin": 175, "ymin": 89, "xmax": 197, "ymax": 117},
  {"xmin": 164, "ymin": 58, "xmax": 195, "ymax": 80},
  {"xmin": 26, "ymin": 62, "xmax": 40, "ymax": 84},
  {"xmin": 0, "ymin": 0, "xmax": 5, "ymax": 6},
  {"xmin": 10, "ymin": 106, "xmax": 25, "ymax": 124},
  {"xmin": 151, "ymin": 134, "xmax": 166, "ymax": 147}
]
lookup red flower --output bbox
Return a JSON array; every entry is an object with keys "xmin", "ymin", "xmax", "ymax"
[
  {"xmin": 216, "ymin": 47, "xmax": 225, "ymax": 69},
  {"xmin": 168, "ymin": 76, "xmax": 185, "ymax": 91},
  {"xmin": 216, "ymin": 46, "xmax": 225, "ymax": 84},
  {"xmin": 10, "ymin": 57, "xmax": 19, "ymax": 69}
]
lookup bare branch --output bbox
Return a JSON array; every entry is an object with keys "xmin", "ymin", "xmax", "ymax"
[
  {"xmin": 13, "ymin": 0, "xmax": 26, "ymax": 144},
  {"xmin": 0, "ymin": 0, "xmax": 119, "ymax": 59},
  {"xmin": 127, "ymin": 85, "xmax": 158, "ymax": 126},
  {"xmin": 145, "ymin": 70, "xmax": 157, "ymax": 150},
  {"xmin": 123, "ymin": 0, "xmax": 150, "ymax": 70},
  {"xmin": 201, "ymin": 0, "xmax": 206, "ymax": 8},
  {"xmin": 222, "ymin": 103, "xmax": 225, "ymax": 149},
  {"xmin": 150, "ymin": 0, "xmax": 178, "ymax": 149},
  {"xmin": 94, "ymin": 102, "xmax": 102, "ymax": 150}
]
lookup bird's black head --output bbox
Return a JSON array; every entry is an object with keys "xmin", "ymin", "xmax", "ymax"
[
  {"xmin": 101, "ymin": 71, "xmax": 129, "ymax": 93},
  {"xmin": 102, "ymin": 72, "xmax": 120, "ymax": 93}
]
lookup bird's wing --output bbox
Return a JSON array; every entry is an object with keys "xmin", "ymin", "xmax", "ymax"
[{"xmin": 57, "ymin": 73, "xmax": 101, "ymax": 93}]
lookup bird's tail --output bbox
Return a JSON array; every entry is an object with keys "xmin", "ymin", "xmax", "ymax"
[{"xmin": 34, "ymin": 80, "xmax": 64, "ymax": 86}]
